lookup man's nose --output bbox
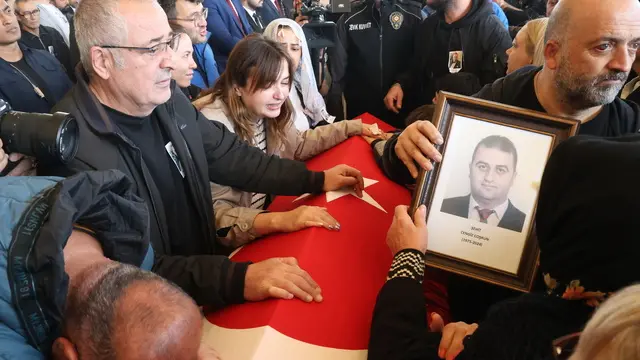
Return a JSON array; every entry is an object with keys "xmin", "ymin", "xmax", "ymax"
[{"xmin": 608, "ymin": 45, "xmax": 634, "ymax": 73}]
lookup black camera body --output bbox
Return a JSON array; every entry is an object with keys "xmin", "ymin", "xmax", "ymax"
[
  {"xmin": 0, "ymin": 98, "xmax": 79, "ymax": 176},
  {"xmin": 300, "ymin": 0, "xmax": 351, "ymax": 49}
]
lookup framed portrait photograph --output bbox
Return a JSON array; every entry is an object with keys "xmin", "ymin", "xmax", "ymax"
[{"xmin": 410, "ymin": 92, "xmax": 580, "ymax": 292}]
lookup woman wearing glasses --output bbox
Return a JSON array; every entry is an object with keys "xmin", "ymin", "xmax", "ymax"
[
  {"xmin": 194, "ymin": 35, "xmax": 381, "ymax": 248},
  {"xmin": 368, "ymin": 134, "xmax": 640, "ymax": 360}
]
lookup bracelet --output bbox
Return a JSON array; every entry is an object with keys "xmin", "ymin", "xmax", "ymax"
[{"xmin": 386, "ymin": 249, "xmax": 426, "ymax": 284}]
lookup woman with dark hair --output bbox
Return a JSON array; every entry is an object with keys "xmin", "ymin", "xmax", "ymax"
[
  {"xmin": 194, "ymin": 35, "xmax": 381, "ymax": 247},
  {"xmin": 369, "ymin": 134, "xmax": 640, "ymax": 360}
]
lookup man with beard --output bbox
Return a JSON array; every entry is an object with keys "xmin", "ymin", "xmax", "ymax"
[
  {"xmin": 383, "ymin": 0, "xmax": 511, "ymax": 117},
  {"xmin": 372, "ymin": 0, "xmax": 640, "ymax": 323}
]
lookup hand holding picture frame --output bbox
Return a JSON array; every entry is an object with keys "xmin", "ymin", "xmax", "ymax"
[{"xmin": 409, "ymin": 92, "xmax": 579, "ymax": 292}]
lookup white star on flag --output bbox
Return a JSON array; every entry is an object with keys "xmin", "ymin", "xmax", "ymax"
[{"xmin": 294, "ymin": 177, "xmax": 387, "ymax": 213}]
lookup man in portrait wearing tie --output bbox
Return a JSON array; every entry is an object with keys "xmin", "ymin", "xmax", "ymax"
[
  {"xmin": 440, "ymin": 135, "xmax": 526, "ymax": 233},
  {"xmin": 242, "ymin": 0, "xmax": 264, "ymax": 33}
]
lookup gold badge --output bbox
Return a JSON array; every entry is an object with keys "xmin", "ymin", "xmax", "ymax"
[{"xmin": 389, "ymin": 11, "xmax": 403, "ymax": 30}]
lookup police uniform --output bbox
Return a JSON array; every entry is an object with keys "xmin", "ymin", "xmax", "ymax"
[{"xmin": 328, "ymin": 0, "xmax": 422, "ymax": 128}]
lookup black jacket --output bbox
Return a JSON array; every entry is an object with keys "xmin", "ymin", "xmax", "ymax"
[
  {"xmin": 396, "ymin": 0, "xmax": 511, "ymax": 105},
  {"xmin": 329, "ymin": 0, "xmax": 423, "ymax": 127},
  {"xmin": 503, "ymin": 0, "xmax": 546, "ymax": 26},
  {"xmin": 40, "ymin": 66, "xmax": 326, "ymax": 309},
  {"xmin": 368, "ymin": 278, "xmax": 591, "ymax": 360},
  {"xmin": 19, "ymin": 25, "xmax": 74, "ymax": 79},
  {"xmin": 440, "ymin": 194, "xmax": 526, "ymax": 233}
]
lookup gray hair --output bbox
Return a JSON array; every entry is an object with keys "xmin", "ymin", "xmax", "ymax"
[
  {"xmin": 571, "ymin": 284, "xmax": 640, "ymax": 360},
  {"xmin": 63, "ymin": 263, "xmax": 196, "ymax": 359},
  {"xmin": 544, "ymin": 0, "xmax": 570, "ymax": 45},
  {"xmin": 74, "ymin": 0, "xmax": 129, "ymax": 74}
]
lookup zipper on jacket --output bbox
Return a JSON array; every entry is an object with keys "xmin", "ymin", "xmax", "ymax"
[
  {"xmin": 114, "ymin": 132, "xmax": 171, "ymax": 254},
  {"xmin": 372, "ymin": 5, "xmax": 384, "ymax": 92}
]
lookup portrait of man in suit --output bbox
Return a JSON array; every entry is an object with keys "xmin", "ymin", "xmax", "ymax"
[{"xmin": 440, "ymin": 135, "xmax": 526, "ymax": 233}]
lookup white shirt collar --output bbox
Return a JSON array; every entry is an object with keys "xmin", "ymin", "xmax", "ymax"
[{"xmin": 468, "ymin": 195, "xmax": 510, "ymax": 221}]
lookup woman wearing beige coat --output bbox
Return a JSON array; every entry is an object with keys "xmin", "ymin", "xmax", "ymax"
[{"xmin": 195, "ymin": 36, "xmax": 381, "ymax": 248}]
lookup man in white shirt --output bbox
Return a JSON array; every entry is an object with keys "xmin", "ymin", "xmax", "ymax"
[{"xmin": 440, "ymin": 135, "xmax": 526, "ymax": 233}]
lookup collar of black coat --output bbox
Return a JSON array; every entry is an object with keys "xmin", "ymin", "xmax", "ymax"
[
  {"xmin": 71, "ymin": 64, "xmax": 179, "ymax": 136},
  {"xmin": 7, "ymin": 170, "xmax": 150, "ymax": 356}
]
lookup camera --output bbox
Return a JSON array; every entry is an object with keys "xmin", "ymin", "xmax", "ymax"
[
  {"xmin": 300, "ymin": 0, "xmax": 350, "ymax": 49},
  {"xmin": 0, "ymin": 98, "xmax": 79, "ymax": 176}
]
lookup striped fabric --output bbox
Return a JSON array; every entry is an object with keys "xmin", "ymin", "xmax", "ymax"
[{"xmin": 251, "ymin": 119, "xmax": 267, "ymax": 209}]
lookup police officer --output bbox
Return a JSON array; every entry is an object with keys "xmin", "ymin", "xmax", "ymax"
[{"xmin": 328, "ymin": 0, "xmax": 422, "ymax": 128}]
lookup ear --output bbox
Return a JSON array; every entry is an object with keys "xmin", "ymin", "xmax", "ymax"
[
  {"xmin": 543, "ymin": 40, "xmax": 561, "ymax": 70},
  {"xmin": 90, "ymin": 46, "xmax": 114, "ymax": 80},
  {"xmin": 51, "ymin": 337, "xmax": 79, "ymax": 360},
  {"xmin": 234, "ymin": 87, "xmax": 242, "ymax": 97}
]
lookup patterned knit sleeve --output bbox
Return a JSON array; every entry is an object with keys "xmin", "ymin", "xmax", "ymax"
[{"xmin": 386, "ymin": 249, "xmax": 426, "ymax": 284}]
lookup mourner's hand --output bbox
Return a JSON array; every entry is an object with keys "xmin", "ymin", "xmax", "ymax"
[
  {"xmin": 0, "ymin": 142, "xmax": 36, "ymax": 176},
  {"xmin": 277, "ymin": 206, "xmax": 340, "ymax": 232},
  {"xmin": 386, "ymin": 205, "xmax": 428, "ymax": 255},
  {"xmin": 323, "ymin": 164, "xmax": 365, "ymax": 197},
  {"xmin": 384, "ymin": 83, "xmax": 404, "ymax": 113},
  {"xmin": 492, "ymin": 0, "xmax": 505, "ymax": 8},
  {"xmin": 395, "ymin": 121, "xmax": 444, "ymax": 178},
  {"xmin": 429, "ymin": 313, "xmax": 478, "ymax": 360},
  {"xmin": 244, "ymin": 257, "xmax": 323, "ymax": 303}
]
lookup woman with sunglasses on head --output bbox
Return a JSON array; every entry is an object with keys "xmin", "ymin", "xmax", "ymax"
[
  {"xmin": 194, "ymin": 35, "xmax": 381, "ymax": 248},
  {"xmin": 171, "ymin": 29, "xmax": 201, "ymax": 100},
  {"xmin": 369, "ymin": 134, "xmax": 640, "ymax": 360}
]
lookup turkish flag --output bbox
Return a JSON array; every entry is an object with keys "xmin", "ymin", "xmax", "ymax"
[{"xmin": 204, "ymin": 114, "xmax": 448, "ymax": 359}]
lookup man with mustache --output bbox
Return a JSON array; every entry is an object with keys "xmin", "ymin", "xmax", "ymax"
[
  {"xmin": 40, "ymin": 0, "xmax": 365, "ymax": 313},
  {"xmin": 441, "ymin": 135, "xmax": 525, "ymax": 233}
]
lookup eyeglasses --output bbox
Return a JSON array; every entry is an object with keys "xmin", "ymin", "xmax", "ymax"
[
  {"xmin": 169, "ymin": 8, "xmax": 208, "ymax": 26},
  {"xmin": 18, "ymin": 8, "xmax": 40, "ymax": 18},
  {"xmin": 100, "ymin": 33, "xmax": 180, "ymax": 58},
  {"xmin": 552, "ymin": 332, "xmax": 581, "ymax": 360}
]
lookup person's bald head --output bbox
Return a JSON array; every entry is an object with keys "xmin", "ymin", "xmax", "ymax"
[
  {"xmin": 542, "ymin": 0, "xmax": 640, "ymax": 109},
  {"xmin": 54, "ymin": 263, "xmax": 203, "ymax": 360}
]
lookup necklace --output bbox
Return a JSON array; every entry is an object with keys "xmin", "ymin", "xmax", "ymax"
[{"xmin": 7, "ymin": 62, "xmax": 45, "ymax": 99}]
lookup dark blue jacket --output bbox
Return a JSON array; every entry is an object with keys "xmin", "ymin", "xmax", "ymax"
[
  {"xmin": 203, "ymin": 0, "xmax": 253, "ymax": 72},
  {"xmin": 0, "ymin": 44, "xmax": 72, "ymax": 113}
]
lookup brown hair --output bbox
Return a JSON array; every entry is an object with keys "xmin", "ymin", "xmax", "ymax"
[
  {"xmin": 405, "ymin": 104, "xmax": 436, "ymax": 127},
  {"xmin": 200, "ymin": 34, "xmax": 294, "ymax": 148}
]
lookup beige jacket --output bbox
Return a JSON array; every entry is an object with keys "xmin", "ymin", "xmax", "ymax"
[{"xmin": 197, "ymin": 95, "xmax": 362, "ymax": 248}]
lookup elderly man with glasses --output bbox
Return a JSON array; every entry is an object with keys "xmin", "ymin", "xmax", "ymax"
[
  {"xmin": 159, "ymin": 0, "xmax": 219, "ymax": 90},
  {"xmin": 15, "ymin": 0, "xmax": 73, "ymax": 76},
  {"xmin": 40, "ymin": 0, "xmax": 366, "ymax": 313}
]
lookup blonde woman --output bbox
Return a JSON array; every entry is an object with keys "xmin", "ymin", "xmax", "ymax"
[
  {"xmin": 558, "ymin": 284, "xmax": 640, "ymax": 360},
  {"xmin": 506, "ymin": 17, "xmax": 548, "ymax": 74},
  {"xmin": 195, "ymin": 35, "xmax": 381, "ymax": 248}
]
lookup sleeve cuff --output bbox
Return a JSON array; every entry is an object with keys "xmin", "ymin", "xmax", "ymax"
[
  {"xmin": 228, "ymin": 261, "xmax": 252, "ymax": 305},
  {"xmin": 310, "ymin": 171, "xmax": 325, "ymax": 194},
  {"xmin": 387, "ymin": 249, "xmax": 426, "ymax": 284}
]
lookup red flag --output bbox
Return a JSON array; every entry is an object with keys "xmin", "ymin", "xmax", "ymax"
[{"xmin": 204, "ymin": 114, "xmax": 448, "ymax": 359}]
